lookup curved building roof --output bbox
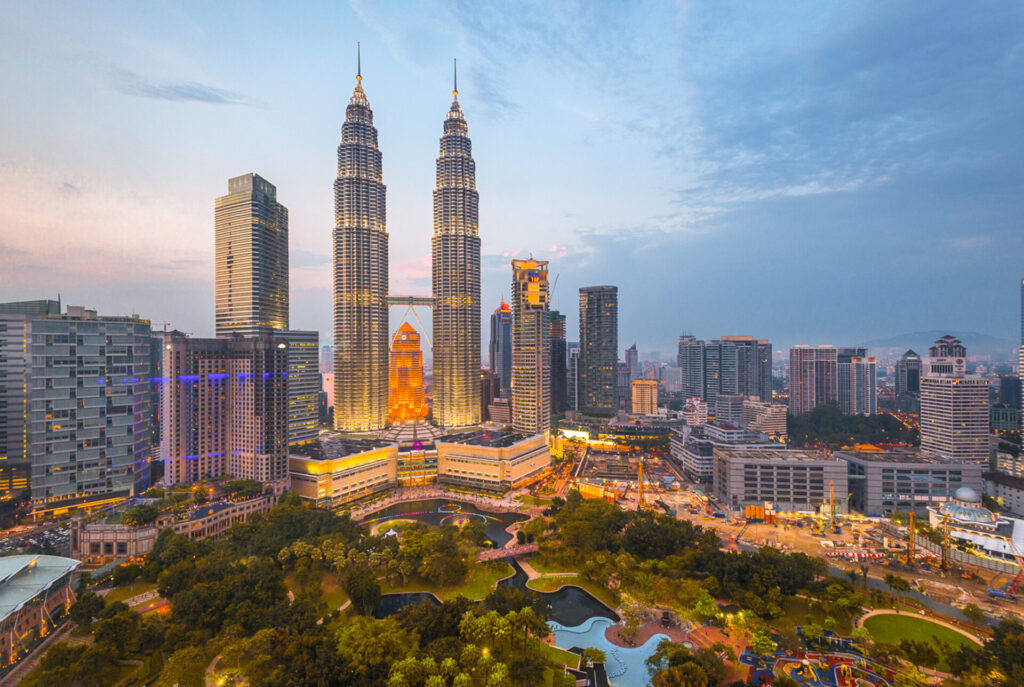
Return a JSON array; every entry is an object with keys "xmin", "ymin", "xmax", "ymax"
[{"xmin": 0, "ymin": 555, "xmax": 79, "ymax": 621}]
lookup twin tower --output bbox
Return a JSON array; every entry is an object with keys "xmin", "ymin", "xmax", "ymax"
[{"xmin": 333, "ymin": 56, "xmax": 480, "ymax": 432}]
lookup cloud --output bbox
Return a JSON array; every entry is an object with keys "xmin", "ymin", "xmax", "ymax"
[
  {"xmin": 396, "ymin": 254, "xmax": 431, "ymax": 280},
  {"xmin": 291, "ymin": 250, "xmax": 332, "ymax": 268},
  {"xmin": 111, "ymin": 68, "xmax": 256, "ymax": 106}
]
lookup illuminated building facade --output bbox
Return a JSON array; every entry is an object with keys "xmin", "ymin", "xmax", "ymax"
[
  {"xmin": 161, "ymin": 331, "xmax": 288, "ymax": 485},
  {"xmin": 579, "ymin": 286, "xmax": 618, "ymax": 415},
  {"xmin": 1, "ymin": 304, "xmax": 154, "ymax": 516},
  {"xmin": 788, "ymin": 345, "xmax": 838, "ymax": 415},
  {"xmin": 432, "ymin": 66, "xmax": 481, "ymax": 429},
  {"xmin": 489, "ymin": 301, "xmax": 513, "ymax": 397},
  {"xmin": 215, "ymin": 174, "xmax": 289, "ymax": 338},
  {"xmin": 389, "ymin": 323, "xmax": 428, "ymax": 423},
  {"xmin": 631, "ymin": 379, "xmax": 658, "ymax": 415},
  {"xmin": 278, "ymin": 330, "xmax": 319, "ymax": 445},
  {"xmin": 511, "ymin": 260, "xmax": 550, "ymax": 434},
  {"xmin": 333, "ymin": 57, "xmax": 389, "ymax": 432}
]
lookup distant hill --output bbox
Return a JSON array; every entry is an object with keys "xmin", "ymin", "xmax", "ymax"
[{"xmin": 860, "ymin": 330, "xmax": 1017, "ymax": 360}]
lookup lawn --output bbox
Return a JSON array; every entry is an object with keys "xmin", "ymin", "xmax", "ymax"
[
  {"xmin": 381, "ymin": 561, "xmax": 515, "ymax": 601},
  {"xmin": 527, "ymin": 575, "xmax": 619, "ymax": 610},
  {"xmin": 863, "ymin": 613, "xmax": 979, "ymax": 671},
  {"xmin": 538, "ymin": 640, "xmax": 580, "ymax": 669},
  {"xmin": 527, "ymin": 555, "xmax": 579, "ymax": 575},
  {"xmin": 104, "ymin": 581, "xmax": 158, "ymax": 604},
  {"xmin": 515, "ymin": 494, "xmax": 554, "ymax": 507},
  {"xmin": 772, "ymin": 596, "xmax": 854, "ymax": 635}
]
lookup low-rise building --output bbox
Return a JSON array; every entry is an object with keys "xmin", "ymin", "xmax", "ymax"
[
  {"xmin": 0, "ymin": 555, "xmax": 79, "ymax": 669},
  {"xmin": 288, "ymin": 437, "xmax": 398, "ymax": 508},
  {"xmin": 714, "ymin": 448, "xmax": 846, "ymax": 512},
  {"xmin": 436, "ymin": 430, "xmax": 550, "ymax": 492},
  {"xmin": 670, "ymin": 424, "xmax": 777, "ymax": 483},
  {"xmin": 837, "ymin": 448, "xmax": 983, "ymax": 516},
  {"xmin": 985, "ymin": 471, "xmax": 1024, "ymax": 517}
]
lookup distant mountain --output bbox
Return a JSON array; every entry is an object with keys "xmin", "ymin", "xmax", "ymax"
[{"xmin": 860, "ymin": 330, "xmax": 1017, "ymax": 360}]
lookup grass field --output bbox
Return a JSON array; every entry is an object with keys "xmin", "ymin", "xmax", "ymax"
[
  {"xmin": 526, "ymin": 555, "xmax": 578, "ymax": 575},
  {"xmin": 515, "ymin": 494, "xmax": 555, "ymax": 507},
  {"xmin": 527, "ymin": 575, "xmax": 619, "ymax": 610},
  {"xmin": 104, "ymin": 581, "xmax": 158, "ymax": 604},
  {"xmin": 381, "ymin": 561, "xmax": 515, "ymax": 601},
  {"xmin": 863, "ymin": 613, "xmax": 978, "ymax": 670},
  {"xmin": 773, "ymin": 596, "xmax": 853, "ymax": 635}
]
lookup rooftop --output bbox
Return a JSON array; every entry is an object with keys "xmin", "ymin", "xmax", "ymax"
[
  {"xmin": 835, "ymin": 448, "xmax": 950, "ymax": 464},
  {"xmin": 716, "ymin": 448, "xmax": 839, "ymax": 463},
  {"xmin": 437, "ymin": 429, "xmax": 532, "ymax": 448},
  {"xmin": 0, "ymin": 555, "xmax": 80, "ymax": 621},
  {"xmin": 290, "ymin": 434, "xmax": 395, "ymax": 461},
  {"xmin": 985, "ymin": 471, "xmax": 1024, "ymax": 491}
]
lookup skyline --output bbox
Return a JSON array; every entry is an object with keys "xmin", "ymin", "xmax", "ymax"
[{"xmin": 2, "ymin": 2, "xmax": 1024, "ymax": 353}]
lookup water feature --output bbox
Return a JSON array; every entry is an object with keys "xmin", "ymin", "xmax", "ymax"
[
  {"xmin": 500, "ymin": 559, "xmax": 619, "ymax": 625},
  {"xmin": 549, "ymin": 616, "xmax": 668, "ymax": 687},
  {"xmin": 359, "ymin": 498, "xmax": 527, "ymax": 547}
]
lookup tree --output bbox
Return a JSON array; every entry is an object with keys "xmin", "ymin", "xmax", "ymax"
[
  {"xmin": 21, "ymin": 643, "xmax": 121, "ymax": 687},
  {"xmin": 961, "ymin": 603, "xmax": 986, "ymax": 624},
  {"xmin": 154, "ymin": 645, "xmax": 209, "ymax": 687},
  {"xmin": 620, "ymin": 594, "xmax": 646, "ymax": 641},
  {"xmin": 93, "ymin": 610, "xmax": 141, "ymax": 657},
  {"xmin": 748, "ymin": 629, "xmax": 776, "ymax": 657},
  {"xmin": 336, "ymin": 616, "xmax": 418, "ymax": 681},
  {"xmin": 884, "ymin": 573, "xmax": 911, "ymax": 597},
  {"xmin": 68, "ymin": 591, "xmax": 105, "ymax": 626},
  {"xmin": 893, "ymin": 666, "xmax": 929, "ymax": 687},
  {"xmin": 802, "ymin": 623, "xmax": 824, "ymax": 645},
  {"xmin": 343, "ymin": 566, "xmax": 382, "ymax": 616},
  {"xmin": 581, "ymin": 647, "xmax": 606, "ymax": 665},
  {"xmin": 122, "ymin": 503, "xmax": 160, "ymax": 526}
]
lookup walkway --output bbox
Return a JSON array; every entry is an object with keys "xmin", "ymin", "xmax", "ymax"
[
  {"xmin": 348, "ymin": 486, "xmax": 521, "ymax": 521},
  {"xmin": 604, "ymin": 620, "xmax": 689, "ymax": 648},
  {"xmin": 857, "ymin": 609, "xmax": 984, "ymax": 646},
  {"xmin": 517, "ymin": 558, "xmax": 576, "ymax": 581}
]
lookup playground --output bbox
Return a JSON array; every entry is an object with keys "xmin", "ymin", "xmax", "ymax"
[{"xmin": 739, "ymin": 649, "xmax": 893, "ymax": 687}]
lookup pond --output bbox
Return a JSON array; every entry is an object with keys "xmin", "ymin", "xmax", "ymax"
[
  {"xmin": 500, "ymin": 559, "xmax": 620, "ymax": 626},
  {"xmin": 373, "ymin": 592, "xmax": 440, "ymax": 619},
  {"xmin": 549, "ymin": 616, "xmax": 668, "ymax": 687},
  {"xmin": 358, "ymin": 498, "xmax": 527, "ymax": 547}
]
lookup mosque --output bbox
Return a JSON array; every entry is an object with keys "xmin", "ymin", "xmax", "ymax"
[{"xmin": 928, "ymin": 487, "xmax": 1024, "ymax": 563}]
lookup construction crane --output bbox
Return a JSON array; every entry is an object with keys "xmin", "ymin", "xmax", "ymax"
[
  {"xmin": 941, "ymin": 513, "xmax": 950, "ymax": 570},
  {"xmin": 829, "ymin": 479, "xmax": 836, "ymax": 527}
]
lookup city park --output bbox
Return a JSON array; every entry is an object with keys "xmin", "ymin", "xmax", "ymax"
[{"xmin": 16, "ymin": 451, "xmax": 1024, "ymax": 687}]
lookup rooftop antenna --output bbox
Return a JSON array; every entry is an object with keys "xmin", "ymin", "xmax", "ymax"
[
  {"xmin": 357, "ymin": 41, "xmax": 362, "ymax": 83},
  {"xmin": 453, "ymin": 58, "xmax": 458, "ymax": 98}
]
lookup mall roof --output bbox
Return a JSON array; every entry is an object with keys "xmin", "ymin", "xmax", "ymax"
[
  {"xmin": 0, "ymin": 555, "xmax": 79, "ymax": 621},
  {"xmin": 437, "ymin": 429, "xmax": 532, "ymax": 448},
  {"xmin": 290, "ymin": 435, "xmax": 395, "ymax": 461}
]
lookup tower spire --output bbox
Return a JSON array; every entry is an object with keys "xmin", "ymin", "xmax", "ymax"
[
  {"xmin": 453, "ymin": 58, "xmax": 458, "ymax": 99},
  {"xmin": 357, "ymin": 41, "xmax": 362, "ymax": 83}
]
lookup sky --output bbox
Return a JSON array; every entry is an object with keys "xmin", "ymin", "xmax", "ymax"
[{"xmin": 2, "ymin": 1, "xmax": 1023, "ymax": 358}]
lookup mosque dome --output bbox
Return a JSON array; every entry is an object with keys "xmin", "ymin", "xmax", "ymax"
[
  {"xmin": 953, "ymin": 487, "xmax": 980, "ymax": 503},
  {"xmin": 939, "ymin": 487, "xmax": 996, "ymax": 526}
]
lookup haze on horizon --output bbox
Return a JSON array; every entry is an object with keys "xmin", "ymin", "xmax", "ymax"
[{"xmin": 1, "ymin": 1, "xmax": 1023, "ymax": 356}]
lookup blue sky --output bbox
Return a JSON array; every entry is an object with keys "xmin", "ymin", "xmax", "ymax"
[{"xmin": 1, "ymin": 1, "xmax": 1022, "ymax": 356}]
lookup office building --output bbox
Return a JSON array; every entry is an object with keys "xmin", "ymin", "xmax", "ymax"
[
  {"xmin": 388, "ymin": 323, "xmax": 428, "ymax": 424},
  {"xmin": 511, "ymin": 259, "xmax": 550, "ymax": 434},
  {"xmin": 549, "ymin": 310, "xmax": 568, "ymax": 415},
  {"xmin": 838, "ymin": 448, "xmax": 983, "ymax": 516},
  {"xmin": 742, "ymin": 399, "xmax": 788, "ymax": 439},
  {"xmin": 985, "ymin": 471, "xmax": 1024, "ymax": 518},
  {"xmin": 631, "ymin": 379, "xmax": 658, "ymax": 415},
  {"xmin": 920, "ymin": 335, "xmax": 988, "ymax": 464},
  {"xmin": 289, "ymin": 438, "xmax": 398, "ymax": 508},
  {"xmin": 567, "ymin": 342, "xmax": 580, "ymax": 412},
  {"xmin": 721, "ymin": 336, "xmax": 772, "ymax": 401},
  {"xmin": 333, "ymin": 58, "xmax": 389, "ymax": 432},
  {"xmin": 161, "ymin": 331, "xmax": 288, "ymax": 486},
  {"xmin": 714, "ymin": 393, "xmax": 745, "ymax": 427},
  {"xmin": 579, "ymin": 286, "xmax": 618, "ymax": 415},
  {"xmin": 788, "ymin": 345, "xmax": 838, "ymax": 415},
  {"xmin": 625, "ymin": 344, "xmax": 640, "ymax": 381},
  {"xmin": 670, "ymin": 423, "xmax": 775, "ymax": 483},
  {"xmin": 681, "ymin": 397, "xmax": 708, "ymax": 427},
  {"xmin": 480, "ymin": 369, "xmax": 500, "ymax": 421},
  {"xmin": 704, "ymin": 339, "xmax": 738, "ymax": 406},
  {"xmin": 616, "ymin": 361, "xmax": 631, "ymax": 411},
  {"xmin": 714, "ymin": 448, "xmax": 847, "ymax": 512},
  {"xmin": 320, "ymin": 345, "xmax": 334, "ymax": 374},
  {"xmin": 837, "ymin": 348, "xmax": 877, "ymax": 416},
  {"xmin": 677, "ymin": 335, "xmax": 705, "ymax": 400},
  {"xmin": 1000, "ymin": 375, "xmax": 1021, "ymax": 409},
  {"xmin": 214, "ymin": 173, "xmax": 289, "ymax": 338},
  {"xmin": 992, "ymin": 405, "xmax": 1021, "ymax": 432},
  {"xmin": 2, "ymin": 305, "xmax": 155, "ymax": 516},
  {"xmin": 432, "ymin": 68, "xmax": 481, "ymax": 429},
  {"xmin": 896, "ymin": 349, "xmax": 921, "ymax": 396},
  {"xmin": 436, "ymin": 430, "xmax": 550, "ymax": 492},
  {"xmin": 489, "ymin": 301, "xmax": 513, "ymax": 397},
  {"xmin": 277, "ymin": 330, "xmax": 319, "ymax": 446}
]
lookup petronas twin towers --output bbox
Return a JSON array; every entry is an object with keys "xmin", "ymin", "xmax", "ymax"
[{"xmin": 333, "ymin": 54, "xmax": 480, "ymax": 432}]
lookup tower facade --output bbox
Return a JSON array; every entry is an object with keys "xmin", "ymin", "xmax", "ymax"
[
  {"xmin": 489, "ymin": 302, "xmax": 513, "ymax": 397},
  {"xmin": 432, "ymin": 69, "xmax": 482, "ymax": 429},
  {"xmin": 215, "ymin": 174, "xmax": 289, "ymax": 338},
  {"xmin": 549, "ymin": 310, "xmax": 568, "ymax": 415},
  {"xmin": 789, "ymin": 345, "xmax": 838, "ymax": 415},
  {"xmin": 578, "ymin": 286, "xmax": 618, "ymax": 415},
  {"xmin": 333, "ymin": 61, "xmax": 389, "ymax": 432},
  {"xmin": 389, "ymin": 323, "xmax": 428, "ymax": 423},
  {"xmin": 511, "ymin": 260, "xmax": 550, "ymax": 434}
]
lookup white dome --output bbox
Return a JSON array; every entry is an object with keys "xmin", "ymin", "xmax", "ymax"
[{"xmin": 954, "ymin": 487, "xmax": 980, "ymax": 503}]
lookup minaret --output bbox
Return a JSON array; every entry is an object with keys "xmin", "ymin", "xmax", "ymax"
[
  {"xmin": 333, "ymin": 44, "xmax": 389, "ymax": 432},
  {"xmin": 432, "ymin": 59, "xmax": 481, "ymax": 428}
]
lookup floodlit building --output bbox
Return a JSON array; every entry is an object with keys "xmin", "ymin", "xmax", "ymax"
[
  {"xmin": 160, "ymin": 331, "xmax": 288, "ymax": 486},
  {"xmin": 389, "ymin": 323, "xmax": 428, "ymax": 423},
  {"xmin": 333, "ymin": 57, "xmax": 389, "ymax": 432},
  {"xmin": 920, "ymin": 336, "xmax": 989, "ymax": 464},
  {"xmin": 927, "ymin": 487, "xmax": 1024, "ymax": 565},
  {"xmin": 436, "ymin": 430, "xmax": 550, "ymax": 492},
  {"xmin": 0, "ymin": 555, "xmax": 79, "ymax": 669},
  {"xmin": 579, "ymin": 286, "xmax": 618, "ymax": 415},
  {"xmin": 489, "ymin": 301, "xmax": 513, "ymax": 397},
  {"xmin": 631, "ymin": 379, "xmax": 659, "ymax": 415},
  {"xmin": 714, "ymin": 448, "xmax": 846, "ymax": 512},
  {"xmin": 289, "ymin": 437, "xmax": 398, "ymax": 508},
  {"xmin": 511, "ymin": 259, "xmax": 550, "ymax": 434},
  {"xmin": 432, "ymin": 66, "xmax": 482, "ymax": 428},
  {"xmin": 214, "ymin": 173, "xmax": 289, "ymax": 338}
]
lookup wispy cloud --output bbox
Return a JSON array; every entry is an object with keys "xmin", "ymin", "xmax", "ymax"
[
  {"xmin": 292, "ymin": 250, "xmax": 332, "ymax": 268},
  {"xmin": 111, "ymin": 68, "xmax": 257, "ymax": 106}
]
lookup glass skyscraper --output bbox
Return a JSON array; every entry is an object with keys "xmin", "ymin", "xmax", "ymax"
[{"xmin": 579, "ymin": 285, "xmax": 618, "ymax": 415}]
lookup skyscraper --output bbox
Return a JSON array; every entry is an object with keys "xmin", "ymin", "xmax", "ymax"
[
  {"xmin": 333, "ymin": 51, "xmax": 389, "ymax": 432},
  {"xmin": 388, "ymin": 323, "xmax": 428, "ymax": 423},
  {"xmin": 215, "ymin": 174, "xmax": 289, "ymax": 338},
  {"xmin": 432, "ymin": 62, "xmax": 481, "ymax": 429},
  {"xmin": 896, "ymin": 350, "xmax": 921, "ymax": 396},
  {"xmin": 920, "ymin": 335, "xmax": 988, "ymax": 463},
  {"xmin": 625, "ymin": 344, "xmax": 640, "ymax": 381},
  {"xmin": 837, "ymin": 350, "xmax": 877, "ymax": 416},
  {"xmin": 511, "ymin": 260, "xmax": 550, "ymax": 434},
  {"xmin": 721, "ymin": 336, "xmax": 772, "ymax": 401},
  {"xmin": 677, "ymin": 335, "xmax": 705, "ymax": 400},
  {"xmin": 837, "ymin": 347, "xmax": 866, "ymax": 415},
  {"xmin": 161, "ymin": 331, "xmax": 288, "ymax": 485},
  {"xmin": 567, "ymin": 342, "xmax": 580, "ymax": 412},
  {"xmin": 549, "ymin": 310, "xmax": 568, "ymax": 415},
  {"xmin": 278, "ymin": 330, "xmax": 319, "ymax": 445},
  {"xmin": 789, "ymin": 345, "xmax": 838, "ymax": 415},
  {"xmin": 632, "ymin": 379, "xmax": 658, "ymax": 415},
  {"xmin": 704, "ymin": 339, "xmax": 739, "ymax": 406},
  {"xmin": 579, "ymin": 286, "xmax": 618, "ymax": 415},
  {"xmin": 489, "ymin": 301, "xmax": 513, "ymax": 397}
]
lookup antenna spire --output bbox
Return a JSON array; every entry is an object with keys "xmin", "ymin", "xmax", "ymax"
[
  {"xmin": 357, "ymin": 42, "xmax": 362, "ymax": 83},
  {"xmin": 453, "ymin": 58, "xmax": 458, "ymax": 98}
]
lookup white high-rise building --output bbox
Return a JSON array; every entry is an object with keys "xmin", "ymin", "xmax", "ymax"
[{"xmin": 920, "ymin": 335, "xmax": 988, "ymax": 464}]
